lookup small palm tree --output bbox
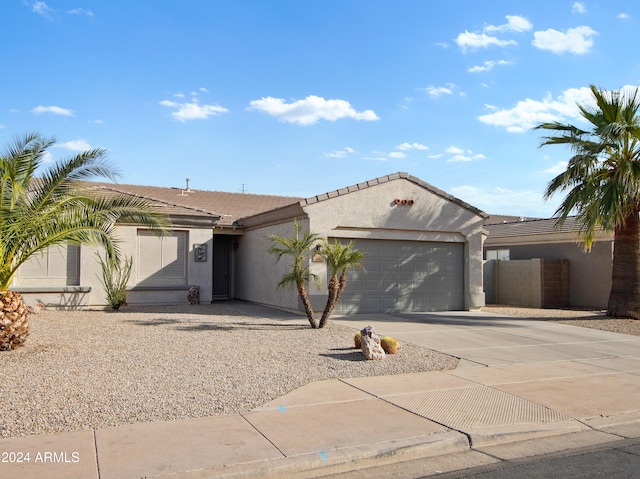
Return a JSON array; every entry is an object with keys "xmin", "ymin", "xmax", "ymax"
[
  {"xmin": 267, "ymin": 220, "xmax": 321, "ymax": 328},
  {"xmin": 535, "ymin": 85, "xmax": 640, "ymax": 318},
  {"xmin": 318, "ymin": 239, "xmax": 365, "ymax": 328},
  {"xmin": 0, "ymin": 132, "xmax": 168, "ymax": 350}
]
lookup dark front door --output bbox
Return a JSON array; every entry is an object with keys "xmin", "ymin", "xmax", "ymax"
[{"xmin": 212, "ymin": 235, "xmax": 231, "ymax": 300}]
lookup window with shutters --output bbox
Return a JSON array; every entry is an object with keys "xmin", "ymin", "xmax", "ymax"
[
  {"xmin": 17, "ymin": 244, "xmax": 80, "ymax": 286},
  {"xmin": 137, "ymin": 230, "xmax": 187, "ymax": 285}
]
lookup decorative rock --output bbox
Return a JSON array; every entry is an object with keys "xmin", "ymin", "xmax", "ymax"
[
  {"xmin": 187, "ymin": 286, "xmax": 200, "ymax": 305},
  {"xmin": 360, "ymin": 325, "xmax": 386, "ymax": 360},
  {"xmin": 28, "ymin": 303, "xmax": 45, "ymax": 315}
]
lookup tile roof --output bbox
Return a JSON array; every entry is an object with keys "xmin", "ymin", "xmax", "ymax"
[
  {"xmin": 484, "ymin": 216, "xmax": 586, "ymax": 238},
  {"xmin": 84, "ymin": 182, "xmax": 302, "ymax": 226},
  {"xmin": 484, "ymin": 214, "xmax": 540, "ymax": 225},
  {"xmin": 80, "ymin": 171, "xmax": 487, "ymax": 228}
]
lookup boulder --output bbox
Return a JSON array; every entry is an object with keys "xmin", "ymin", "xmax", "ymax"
[
  {"xmin": 187, "ymin": 286, "xmax": 200, "ymax": 305},
  {"xmin": 360, "ymin": 325, "xmax": 385, "ymax": 360}
]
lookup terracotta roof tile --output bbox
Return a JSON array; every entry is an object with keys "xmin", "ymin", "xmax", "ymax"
[
  {"xmin": 84, "ymin": 182, "xmax": 302, "ymax": 226},
  {"xmin": 484, "ymin": 217, "xmax": 586, "ymax": 238}
]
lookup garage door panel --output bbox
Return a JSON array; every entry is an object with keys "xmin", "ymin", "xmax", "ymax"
[
  {"xmin": 336, "ymin": 239, "xmax": 464, "ymax": 313},
  {"xmin": 362, "ymin": 259, "xmax": 381, "ymax": 272},
  {"xmin": 340, "ymin": 299, "xmax": 362, "ymax": 313},
  {"xmin": 380, "ymin": 297, "xmax": 397, "ymax": 311}
]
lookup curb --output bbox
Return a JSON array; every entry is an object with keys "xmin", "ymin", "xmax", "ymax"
[{"xmin": 144, "ymin": 431, "xmax": 470, "ymax": 479}]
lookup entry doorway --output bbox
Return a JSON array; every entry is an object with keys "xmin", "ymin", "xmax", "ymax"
[{"xmin": 212, "ymin": 235, "xmax": 231, "ymax": 300}]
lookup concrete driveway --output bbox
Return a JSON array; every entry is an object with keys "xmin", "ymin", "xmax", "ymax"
[{"xmin": 329, "ymin": 310, "xmax": 640, "ymax": 367}]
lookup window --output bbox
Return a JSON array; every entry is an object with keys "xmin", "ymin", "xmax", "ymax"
[
  {"xmin": 17, "ymin": 244, "xmax": 80, "ymax": 286},
  {"xmin": 485, "ymin": 249, "xmax": 510, "ymax": 261},
  {"xmin": 137, "ymin": 230, "xmax": 187, "ymax": 285}
]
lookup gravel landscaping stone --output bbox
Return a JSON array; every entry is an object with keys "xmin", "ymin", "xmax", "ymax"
[
  {"xmin": 482, "ymin": 305, "xmax": 640, "ymax": 336},
  {"xmin": 1, "ymin": 303, "xmax": 458, "ymax": 439}
]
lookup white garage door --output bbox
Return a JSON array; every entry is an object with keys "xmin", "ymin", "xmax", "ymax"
[{"xmin": 336, "ymin": 239, "xmax": 464, "ymax": 313}]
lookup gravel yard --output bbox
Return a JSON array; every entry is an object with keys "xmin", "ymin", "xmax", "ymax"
[
  {"xmin": 5, "ymin": 302, "xmax": 639, "ymax": 440},
  {"xmin": 482, "ymin": 305, "xmax": 640, "ymax": 336},
  {"xmin": 1, "ymin": 303, "xmax": 458, "ymax": 439}
]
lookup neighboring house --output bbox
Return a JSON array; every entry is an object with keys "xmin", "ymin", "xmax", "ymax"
[
  {"xmin": 14, "ymin": 172, "xmax": 488, "ymax": 313},
  {"xmin": 483, "ymin": 216, "xmax": 613, "ymax": 309}
]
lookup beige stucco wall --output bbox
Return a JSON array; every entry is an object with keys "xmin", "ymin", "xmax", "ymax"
[
  {"xmin": 302, "ymin": 179, "xmax": 486, "ymax": 310},
  {"xmin": 234, "ymin": 219, "xmax": 308, "ymax": 311},
  {"xmin": 484, "ymin": 233, "xmax": 613, "ymax": 308},
  {"xmin": 14, "ymin": 224, "xmax": 214, "ymax": 309},
  {"xmin": 235, "ymin": 177, "xmax": 486, "ymax": 312},
  {"xmin": 491, "ymin": 259, "xmax": 543, "ymax": 308}
]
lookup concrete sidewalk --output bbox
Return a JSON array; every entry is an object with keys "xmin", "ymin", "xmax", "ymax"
[{"xmin": 2, "ymin": 306, "xmax": 640, "ymax": 479}]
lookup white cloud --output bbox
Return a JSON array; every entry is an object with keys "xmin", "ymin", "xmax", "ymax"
[
  {"xmin": 248, "ymin": 95, "xmax": 379, "ymax": 125},
  {"xmin": 199, "ymin": 87, "xmax": 209, "ymax": 93},
  {"xmin": 468, "ymin": 59, "xmax": 511, "ymax": 73},
  {"xmin": 41, "ymin": 151, "xmax": 53, "ymax": 163},
  {"xmin": 532, "ymin": 26, "xmax": 597, "ymax": 54},
  {"xmin": 572, "ymin": 2, "xmax": 586, "ymax": 14},
  {"xmin": 67, "ymin": 8, "xmax": 93, "ymax": 16},
  {"xmin": 484, "ymin": 15, "xmax": 533, "ymax": 33},
  {"xmin": 425, "ymin": 85, "xmax": 453, "ymax": 98},
  {"xmin": 446, "ymin": 146, "xmax": 464, "ymax": 155},
  {"xmin": 618, "ymin": 13, "xmax": 629, "ymax": 20},
  {"xmin": 159, "ymin": 99, "xmax": 229, "ymax": 122},
  {"xmin": 455, "ymin": 15, "xmax": 531, "ymax": 53},
  {"xmin": 55, "ymin": 139, "xmax": 92, "ymax": 151},
  {"xmin": 396, "ymin": 142, "xmax": 429, "ymax": 151},
  {"xmin": 89, "ymin": 119, "xmax": 103, "ymax": 124},
  {"xmin": 361, "ymin": 148, "xmax": 415, "ymax": 161},
  {"xmin": 32, "ymin": 105, "xmax": 74, "ymax": 116},
  {"xmin": 362, "ymin": 151, "xmax": 390, "ymax": 162},
  {"xmin": 477, "ymin": 86, "xmax": 593, "ymax": 133},
  {"xmin": 444, "ymin": 146, "xmax": 486, "ymax": 162},
  {"xmin": 455, "ymin": 31, "xmax": 517, "ymax": 52},
  {"xmin": 31, "ymin": 1, "xmax": 53, "ymax": 19},
  {"xmin": 544, "ymin": 161, "xmax": 568, "ymax": 174},
  {"xmin": 323, "ymin": 147, "xmax": 357, "ymax": 158}
]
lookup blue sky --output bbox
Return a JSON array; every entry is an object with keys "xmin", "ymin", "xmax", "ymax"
[{"xmin": 2, "ymin": 1, "xmax": 638, "ymax": 217}]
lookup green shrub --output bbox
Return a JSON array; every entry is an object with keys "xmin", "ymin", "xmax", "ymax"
[
  {"xmin": 354, "ymin": 331, "xmax": 361, "ymax": 349},
  {"xmin": 381, "ymin": 336, "xmax": 399, "ymax": 354},
  {"xmin": 96, "ymin": 253, "xmax": 133, "ymax": 310}
]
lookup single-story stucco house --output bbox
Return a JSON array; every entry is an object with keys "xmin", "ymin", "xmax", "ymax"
[
  {"xmin": 483, "ymin": 216, "xmax": 613, "ymax": 309},
  {"xmin": 13, "ymin": 172, "xmax": 488, "ymax": 313}
]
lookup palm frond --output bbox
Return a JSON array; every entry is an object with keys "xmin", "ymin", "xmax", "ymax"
[
  {"xmin": 535, "ymin": 84, "xmax": 640, "ymax": 245},
  {"xmin": 0, "ymin": 133, "xmax": 169, "ymax": 290}
]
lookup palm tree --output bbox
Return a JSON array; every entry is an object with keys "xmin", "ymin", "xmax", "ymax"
[
  {"xmin": 0, "ymin": 132, "xmax": 168, "ymax": 350},
  {"xmin": 535, "ymin": 85, "xmax": 640, "ymax": 318},
  {"xmin": 267, "ymin": 220, "xmax": 321, "ymax": 328},
  {"xmin": 318, "ymin": 239, "xmax": 365, "ymax": 328}
]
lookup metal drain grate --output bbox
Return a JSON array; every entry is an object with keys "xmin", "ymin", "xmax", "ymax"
[{"xmin": 385, "ymin": 386, "xmax": 572, "ymax": 429}]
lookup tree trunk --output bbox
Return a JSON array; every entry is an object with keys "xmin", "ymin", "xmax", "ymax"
[
  {"xmin": 318, "ymin": 274, "xmax": 339, "ymax": 329},
  {"xmin": 336, "ymin": 271, "xmax": 348, "ymax": 304},
  {"xmin": 297, "ymin": 282, "xmax": 318, "ymax": 328},
  {"xmin": 0, "ymin": 291, "xmax": 29, "ymax": 351},
  {"xmin": 608, "ymin": 209, "xmax": 640, "ymax": 318}
]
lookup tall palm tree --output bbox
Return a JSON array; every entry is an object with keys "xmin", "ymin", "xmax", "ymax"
[
  {"xmin": 535, "ymin": 85, "xmax": 640, "ymax": 318},
  {"xmin": 0, "ymin": 132, "xmax": 168, "ymax": 350},
  {"xmin": 318, "ymin": 239, "xmax": 365, "ymax": 328},
  {"xmin": 267, "ymin": 220, "xmax": 321, "ymax": 328}
]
